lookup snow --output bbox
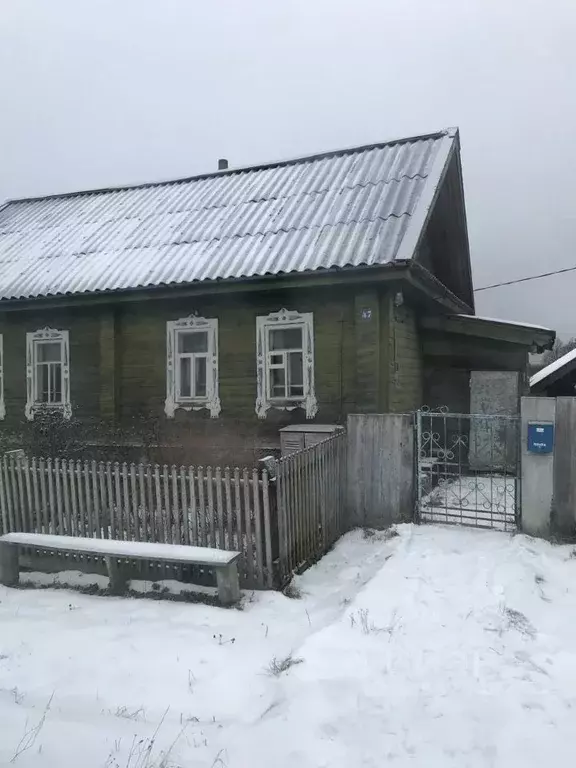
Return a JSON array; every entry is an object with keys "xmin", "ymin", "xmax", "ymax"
[
  {"xmin": 530, "ymin": 347, "xmax": 576, "ymax": 388},
  {"xmin": 2, "ymin": 524, "xmax": 576, "ymax": 767},
  {"xmin": 453, "ymin": 314, "xmax": 554, "ymax": 332},
  {"xmin": 0, "ymin": 532, "xmax": 239, "ymax": 564}
]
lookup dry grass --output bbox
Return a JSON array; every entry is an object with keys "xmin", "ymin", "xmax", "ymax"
[{"xmin": 265, "ymin": 653, "xmax": 304, "ymax": 677}]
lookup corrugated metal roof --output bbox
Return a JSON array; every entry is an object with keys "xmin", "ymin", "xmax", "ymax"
[{"xmin": 0, "ymin": 128, "xmax": 458, "ymax": 301}]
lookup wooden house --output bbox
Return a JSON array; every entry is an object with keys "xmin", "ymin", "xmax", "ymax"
[{"xmin": 0, "ymin": 128, "xmax": 554, "ymax": 465}]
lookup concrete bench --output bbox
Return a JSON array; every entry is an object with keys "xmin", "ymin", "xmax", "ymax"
[{"xmin": 0, "ymin": 533, "xmax": 242, "ymax": 605}]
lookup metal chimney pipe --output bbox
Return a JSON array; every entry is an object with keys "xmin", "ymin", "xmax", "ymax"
[{"xmin": 218, "ymin": 158, "xmax": 228, "ymax": 171}]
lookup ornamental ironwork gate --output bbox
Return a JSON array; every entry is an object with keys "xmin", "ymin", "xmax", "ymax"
[{"xmin": 416, "ymin": 408, "xmax": 520, "ymax": 531}]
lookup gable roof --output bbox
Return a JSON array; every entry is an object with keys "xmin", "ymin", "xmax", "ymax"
[
  {"xmin": 530, "ymin": 348, "xmax": 576, "ymax": 390},
  {"xmin": 0, "ymin": 128, "xmax": 459, "ymax": 302}
]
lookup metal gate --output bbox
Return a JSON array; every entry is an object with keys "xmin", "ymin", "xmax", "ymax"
[{"xmin": 416, "ymin": 408, "xmax": 520, "ymax": 531}]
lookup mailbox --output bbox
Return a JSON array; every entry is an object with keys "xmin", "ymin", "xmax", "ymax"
[{"xmin": 527, "ymin": 422, "xmax": 554, "ymax": 454}]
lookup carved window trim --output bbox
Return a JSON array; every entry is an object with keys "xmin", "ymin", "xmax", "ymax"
[
  {"xmin": 25, "ymin": 328, "xmax": 71, "ymax": 421},
  {"xmin": 164, "ymin": 315, "xmax": 221, "ymax": 418},
  {"xmin": 255, "ymin": 309, "xmax": 317, "ymax": 419},
  {"xmin": 0, "ymin": 334, "xmax": 5, "ymax": 421}
]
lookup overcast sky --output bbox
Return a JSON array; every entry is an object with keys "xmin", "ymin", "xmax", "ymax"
[{"xmin": 1, "ymin": 0, "xmax": 575, "ymax": 335}]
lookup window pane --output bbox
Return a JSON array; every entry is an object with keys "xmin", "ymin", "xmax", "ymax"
[
  {"xmin": 37, "ymin": 342, "xmax": 61, "ymax": 363},
  {"xmin": 178, "ymin": 331, "xmax": 208, "ymax": 354},
  {"xmin": 49, "ymin": 364, "xmax": 63, "ymax": 403},
  {"xmin": 288, "ymin": 351, "xmax": 304, "ymax": 396},
  {"xmin": 179, "ymin": 357, "xmax": 192, "ymax": 397},
  {"xmin": 37, "ymin": 365, "xmax": 49, "ymax": 402},
  {"xmin": 269, "ymin": 327, "xmax": 302, "ymax": 351},
  {"xmin": 270, "ymin": 367, "xmax": 286, "ymax": 398},
  {"xmin": 195, "ymin": 357, "xmax": 207, "ymax": 397}
]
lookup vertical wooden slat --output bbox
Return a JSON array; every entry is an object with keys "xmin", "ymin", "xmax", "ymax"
[
  {"xmin": 138, "ymin": 463, "xmax": 146, "ymax": 542},
  {"xmin": 61, "ymin": 460, "xmax": 72, "ymax": 535},
  {"xmin": 171, "ymin": 465, "xmax": 180, "ymax": 544},
  {"xmin": 288, "ymin": 453, "xmax": 300, "ymax": 572},
  {"xmin": 52, "ymin": 459, "xmax": 63, "ymax": 536},
  {"xmin": 276, "ymin": 461, "xmax": 288, "ymax": 584},
  {"xmin": 224, "ymin": 467, "xmax": 233, "ymax": 550},
  {"xmin": 74, "ymin": 460, "xmax": 83, "ymax": 537},
  {"xmin": 106, "ymin": 463, "xmax": 115, "ymax": 540},
  {"xmin": 14, "ymin": 458, "xmax": 28, "ymax": 532},
  {"xmin": 179, "ymin": 466, "xmax": 188, "ymax": 546},
  {"xmin": 91, "ymin": 461, "xmax": 101, "ymax": 538},
  {"xmin": 66, "ymin": 460, "xmax": 78, "ymax": 536},
  {"xmin": 153, "ymin": 464, "xmax": 163, "ymax": 542},
  {"xmin": 146, "ymin": 465, "xmax": 155, "ymax": 542},
  {"xmin": 261, "ymin": 469, "xmax": 274, "ymax": 588},
  {"xmin": 113, "ymin": 463, "xmax": 122, "ymax": 541},
  {"xmin": 242, "ymin": 468, "xmax": 254, "ymax": 586},
  {"xmin": 129, "ymin": 463, "xmax": 138, "ymax": 541},
  {"xmin": 197, "ymin": 467, "xmax": 206, "ymax": 547},
  {"xmin": 0, "ymin": 457, "xmax": 10, "ymax": 534},
  {"xmin": 121, "ymin": 463, "xmax": 131, "ymax": 540},
  {"xmin": 206, "ymin": 466, "xmax": 215, "ymax": 547},
  {"xmin": 318, "ymin": 441, "xmax": 326, "ymax": 549},
  {"xmin": 252, "ymin": 469, "xmax": 264, "ymax": 587},
  {"xmin": 82, "ymin": 461, "xmax": 93, "ymax": 537},
  {"xmin": 31, "ymin": 458, "xmax": 40, "ymax": 533},
  {"xmin": 45, "ymin": 458, "xmax": 56, "ymax": 534},
  {"xmin": 3, "ymin": 458, "xmax": 15, "ymax": 533},
  {"xmin": 302, "ymin": 450, "xmax": 310, "ymax": 563},
  {"xmin": 162, "ymin": 465, "xmax": 171, "ymax": 543},
  {"xmin": 38, "ymin": 459, "xmax": 48, "ymax": 534},
  {"xmin": 187, "ymin": 466, "xmax": 198, "ymax": 545},
  {"xmin": 233, "ymin": 468, "xmax": 242, "ymax": 555},
  {"xmin": 97, "ymin": 462, "xmax": 108, "ymax": 540},
  {"xmin": 8, "ymin": 459, "xmax": 21, "ymax": 532},
  {"xmin": 215, "ymin": 468, "xmax": 224, "ymax": 549}
]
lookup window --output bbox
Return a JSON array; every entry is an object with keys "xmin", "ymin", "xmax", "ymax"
[
  {"xmin": 0, "ymin": 334, "xmax": 4, "ymax": 421},
  {"xmin": 165, "ymin": 316, "xmax": 220, "ymax": 418},
  {"xmin": 25, "ymin": 328, "xmax": 71, "ymax": 420},
  {"xmin": 256, "ymin": 309, "xmax": 317, "ymax": 419}
]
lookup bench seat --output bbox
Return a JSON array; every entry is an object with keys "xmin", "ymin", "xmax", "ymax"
[{"xmin": 0, "ymin": 533, "xmax": 242, "ymax": 605}]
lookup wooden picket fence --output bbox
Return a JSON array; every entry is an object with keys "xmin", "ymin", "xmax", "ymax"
[
  {"xmin": 276, "ymin": 431, "xmax": 347, "ymax": 584},
  {"xmin": 0, "ymin": 456, "xmax": 275, "ymax": 589},
  {"xmin": 0, "ymin": 431, "xmax": 348, "ymax": 591}
]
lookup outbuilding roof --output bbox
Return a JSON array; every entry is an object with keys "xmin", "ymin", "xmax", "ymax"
[
  {"xmin": 0, "ymin": 128, "xmax": 458, "ymax": 302},
  {"xmin": 530, "ymin": 348, "xmax": 576, "ymax": 390}
]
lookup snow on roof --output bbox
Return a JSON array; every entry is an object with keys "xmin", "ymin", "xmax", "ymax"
[
  {"xmin": 453, "ymin": 314, "xmax": 553, "ymax": 332},
  {"xmin": 0, "ymin": 129, "xmax": 458, "ymax": 302},
  {"xmin": 530, "ymin": 347, "xmax": 576, "ymax": 388}
]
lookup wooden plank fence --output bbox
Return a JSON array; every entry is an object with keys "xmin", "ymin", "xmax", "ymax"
[
  {"xmin": 276, "ymin": 431, "xmax": 347, "ymax": 584},
  {"xmin": 0, "ymin": 430, "xmax": 348, "ymax": 591},
  {"xmin": 0, "ymin": 457, "xmax": 275, "ymax": 589}
]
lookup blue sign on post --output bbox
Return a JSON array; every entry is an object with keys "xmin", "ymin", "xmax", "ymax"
[{"xmin": 527, "ymin": 422, "xmax": 554, "ymax": 454}]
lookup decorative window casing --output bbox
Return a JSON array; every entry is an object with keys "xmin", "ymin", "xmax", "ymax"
[
  {"xmin": 256, "ymin": 309, "xmax": 317, "ymax": 419},
  {"xmin": 164, "ymin": 316, "xmax": 220, "ymax": 418},
  {"xmin": 25, "ymin": 328, "xmax": 71, "ymax": 420},
  {"xmin": 0, "ymin": 334, "xmax": 5, "ymax": 421}
]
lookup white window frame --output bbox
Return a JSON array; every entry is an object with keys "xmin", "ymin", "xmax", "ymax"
[
  {"xmin": 256, "ymin": 309, "xmax": 317, "ymax": 419},
  {"xmin": 25, "ymin": 328, "xmax": 71, "ymax": 421},
  {"xmin": 164, "ymin": 315, "xmax": 220, "ymax": 418},
  {"xmin": 0, "ymin": 334, "xmax": 5, "ymax": 421}
]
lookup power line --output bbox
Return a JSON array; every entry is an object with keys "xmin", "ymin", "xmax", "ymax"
[{"xmin": 475, "ymin": 265, "xmax": 576, "ymax": 292}]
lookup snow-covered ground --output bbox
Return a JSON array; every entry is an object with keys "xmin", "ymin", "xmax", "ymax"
[{"xmin": 2, "ymin": 524, "xmax": 576, "ymax": 767}]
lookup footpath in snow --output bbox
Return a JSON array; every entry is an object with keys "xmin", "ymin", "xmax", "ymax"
[{"xmin": 2, "ymin": 524, "xmax": 576, "ymax": 767}]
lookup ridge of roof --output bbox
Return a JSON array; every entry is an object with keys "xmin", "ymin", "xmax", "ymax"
[{"xmin": 4, "ymin": 127, "xmax": 457, "ymax": 206}]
